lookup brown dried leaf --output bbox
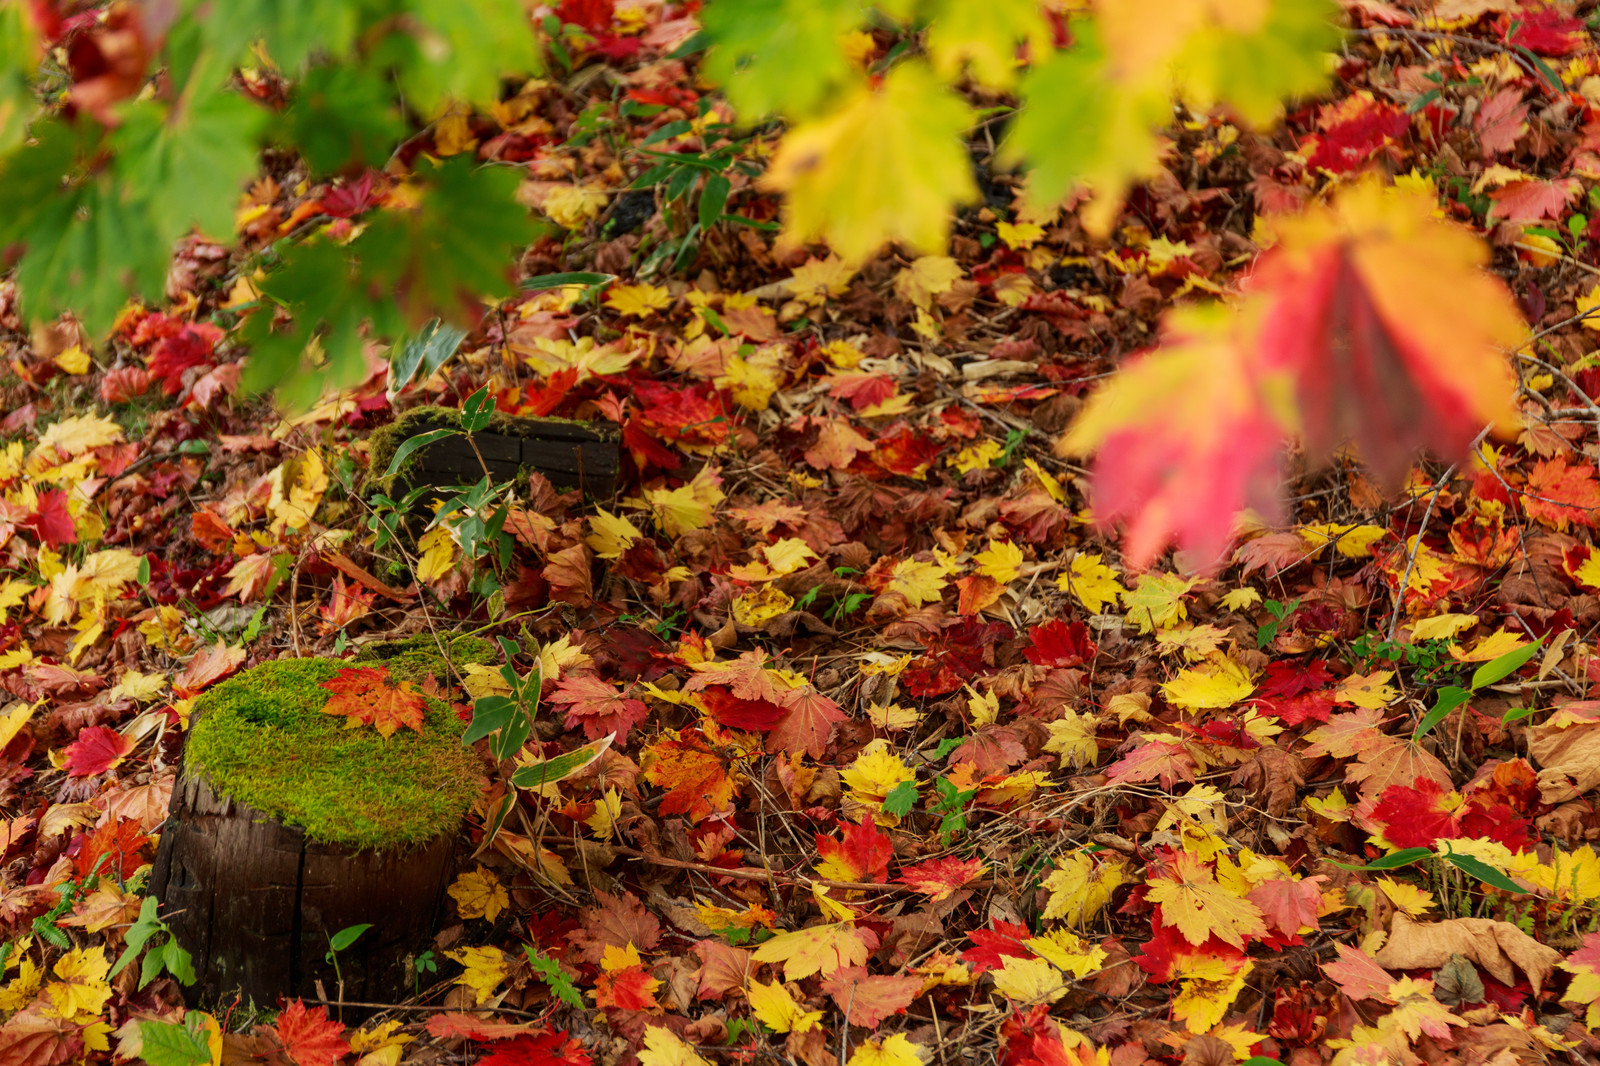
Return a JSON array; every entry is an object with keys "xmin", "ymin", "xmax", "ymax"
[{"xmin": 1374, "ymin": 913, "xmax": 1560, "ymax": 993}]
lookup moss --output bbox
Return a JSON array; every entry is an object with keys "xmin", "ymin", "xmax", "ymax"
[
  {"xmin": 184, "ymin": 656, "xmax": 484, "ymax": 852},
  {"xmin": 353, "ymin": 631, "xmax": 499, "ymax": 685}
]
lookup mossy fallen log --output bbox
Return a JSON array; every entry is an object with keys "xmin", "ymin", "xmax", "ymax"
[
  {"xmin": 150, "ymin": 636, "xmax": 494, "ymax": 1010},
  {"xmin": 367, "ymin": 405, "xmax": 621, "ymax": 502}
]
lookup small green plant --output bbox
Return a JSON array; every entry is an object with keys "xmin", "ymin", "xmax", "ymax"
[
  {"xmin": 1255, "ymin": 598, "xmax": 1300, "ymax": 649},
  {"xmin": 413, "ymin": 950, "xmax": 438, "ymax": 997},
  {"xmin": 324, "ymin": 922, "xmax": 372, "ymax": 989},
  {"xmin": 1412, "ymin": 635, "xmax": 1543, "ymax": 743},
  {"xmin": 111, "ymin": 896, "xmax": 198, "ymax": 990},
  {"xmin": 524, "ymin": 946, "xmax": 584, "ymax": 1008},
  {"xmin": 930, "ymin": 776, "xmax": 978, "ymax": 843}
]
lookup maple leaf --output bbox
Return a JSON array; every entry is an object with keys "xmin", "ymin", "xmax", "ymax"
[
  {"xmin": 479, "ymin": 1031, "xmax": 593, "ymax": 1066},
  {"xmin": 637, "ymin": 1026, "xmax": 713, "ymax": 1066},
  {"xmin": 593, "ymin": 949, "xmax": 661, "ymax": 1012},
  {"xmin": 698, "ymin": 688, "xmax": 786, "ymax": 731},
  {"xmin": 39, "ymin": 946, "xmax": 111, "ymax": 1022},
  {"xmin": 447, "ymin": 945, "xmax": 510, "ymax": 1004},
  {"xmin": 1162, "ymin": 655, "xmax": 1256, "ymax": 711},
  {"xmin": 1023, "ymin": 619, "xmax": 1096, "ymax": 668},
  {"xmin": 751, "ymin": 922, "xmax": 871, "ymax": 981},
  {"xmin": 63, "ymin": 725, "xmax": 134, "ymax": 777},
  {"xmin": 845, "ymin": 1034, "xmax": 924, "ymax": 1066},
  {"xmin": 1064, "ymin": 304, "xmax": 1288, "ymax": 569},
  {"xmin": 642, "ymin": 734, "xmax": 735, "ymax": 824},
  {"xmin": 1105, "ymin": 739, "xmax": 1196, "ymax": 788},
  {"xmin": 604, "ymin": 283, "xmax": 671, "ymax": 317},
  {"xmin": 268, "ymin": 1000, "xmax": 348, "ymax": 1066},
  {"xmin": 1146, "ymin": 850, "xmax": 1268, "ymax": 949},
  {"xmin": 1473, "ymin": 86, "xmax": 1527, "ymax": 158},
  {"xmin": 27, "ymin": 488, "xmax": 76, "ymax": 547},
  {"xmin": 1322, "ymin": 943, "xmax": 1397, "ymax": 1002},
  {"xmin": 1486, "ymin": 176, "xmax": 1579, "ymax": 221},
  {"xmin": 1522, "ymin": 455, "xmax": 1600, "ymax": 530},
  {"xmin": 449, "ymin": 866, "xmax": 509, "ymax": 922},
  {"xmin": 318, "ymin": 664, "xmax": 427, "ymax": 739},
  {"xmin": 746, "ymin": 979, "xmax": 823, "ymax": 1034},
  {"xmin": 764, "ymin": 62, "xmax": 976, "ymax": 263},
  {"xmin": 990, "ymin": 955, "xmax": 1068, "ymax": 1004},
  {"xmin": 549, "ymin": 675, "xmax": 649, "ymax": 743},
  {"xmin": 1254, "ymin": 177, "xmax": 1524, "ymax": 485},
  {"xmin": 895, "ymin": 856, "xmax": 987, "ymax": 902},
  {"xmin": 172, "ymin": 640, "xmax": 246, "ymax": 697},
  {"xmin": 1371, "ymin": 777, "xmax": 1465, "ymax": 848},
  {"xmin": 1057, "ymin": 552, "xmax": 1122, "ymax": 614},
  {"xmin": 815, "ymin": 820, "xmax": 892, "ymax": 884},
  {"xmin": 768, "ymin": 687, "xmax": 848, "ymax": 760}
]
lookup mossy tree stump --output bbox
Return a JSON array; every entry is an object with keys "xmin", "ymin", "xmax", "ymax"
[{"xmin": 151, "ymin": 637, "xmax": 494, "ymax": 1009}]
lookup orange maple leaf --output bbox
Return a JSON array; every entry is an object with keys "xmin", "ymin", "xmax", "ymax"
[
  {"xmin": 642, "ymin": 733, "xmax": 736, "ymax": 824},
  {"xmin": 1523, "ymin": 455, "xmax": 1600, "ymax": 531},
  {"xmin": 318, "ymin": 665, "xmax": 427, "ymax": 739}
]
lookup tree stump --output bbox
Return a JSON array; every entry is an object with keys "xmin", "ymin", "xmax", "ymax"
[
  {"xmin": 150, "ymin": 638, "xmax": 494, "ymax": 1010},
  {"xmin": 367, "ymin": 405, "xmax": 622, "ymax": 502}
]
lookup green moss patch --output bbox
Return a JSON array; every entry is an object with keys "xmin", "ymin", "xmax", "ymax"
[{"xmin": 184, "ymin": 656, "xmax": 484, "ymax": 851}]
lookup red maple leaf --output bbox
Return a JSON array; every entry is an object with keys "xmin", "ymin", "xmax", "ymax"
[
  {"xmin": 73, "ymin": 817, "xmax": 150, "ymax": 880},
  {"xmin": 895, "ymin": 856, "xmax": 987, "ymax": 901},
  {"xmin": 1487, "ymin": 178, "xmax": 1578, "ymax": 221},
  {"xmin": 1503, "ymin": 8, "xmax": 1587, "ymax": 55},
  {"xmin": 961, "ymin": 921, "xmax": 1033, "ymax": 974},
  {"xmin": 318, "ymin": 665, "xmax": 427, "ymax": 739},
  {"xmin": 549, "ymin": 675, "xmax": 649, "ymax": 742},
  {"xmin": 146, "ymin": 323, "xmax": 222, "ymax": 395},
  {"xmin": 64, "ymin": 725, "xmax": 134, "ymax": 777},
  {"xmin": 1370, "ymin": 776, "xmax": 1461, "ymax": 848},
  {"xmin": 767, "ymin": 687, "xmax": 847, "ymax": 759},
  {"xmin": 819, "ymin": 966, "xmax": 922, "ymax": 1027},
  {"xmin": 1473, "ymin": 87, "xmax": 1527, "ymax": 159},
  {"xmin": 269, "ymin": 1000, "xmax": 348, "ymax": 1066},
  {"xmin": 591, "ymin": 965, "xmax": 659, "ymax": 1011},
  {"xmin": 1023, "ymin": 619, "xmax": 1096, "ymax": 668},
  {"xmin": 1134, "ymin": 924, "xmax": 1243, "ymax": 983},
  {"xmin": 27, "ymin": 488, "xmax": 76, "ymax": 548},
  {"xmin": 1522, "ymin": 456, "xmax": 1600, "ymax": 531},
  {"xmin": 479, "ymin": 1031, "xmax": 594, "ymax": 1066},
  {"xmin": 815, "ymin": 819, "xmax": 891, "ymax": 883},
  {"xmin": 698, "ymin": 687, "xmax": 786, "ymax": 731},
  {"xmin": 1306, "ymin": 98, "xmax": 1409, "ymax": 173}
]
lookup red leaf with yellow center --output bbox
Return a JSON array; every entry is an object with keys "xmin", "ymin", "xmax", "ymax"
[
  {"xmin": 64, "ymin": 725, "xmax": 134, "ymax": 777},
  {"xmin": 318, "ymin": 665, "xmax": 427, "ymax": 739},
  {"xmin": 814, "ymin": 819, "xmax": 892, "ymax": 884}
]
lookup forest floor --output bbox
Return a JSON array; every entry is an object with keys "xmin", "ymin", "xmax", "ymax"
[{"xmin": 9, "ymin": 3, "xmax": 1600, "ymax": 1066}]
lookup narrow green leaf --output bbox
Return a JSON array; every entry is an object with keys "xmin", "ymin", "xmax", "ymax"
[
  {"xmin": 463, "ymin": 695, "xmax": 517, "ymax": 746},
  {"xmin": 1444, "ymin": 852, "xmax": 1526, "ymax": 894},
  {"xmin": 382, "ymin": 428, "xmax": 458, "ymax": 480},
  {"xmin": 389, "ymin": 320, "xmax": 469, "ymax": 393},
  {"xmin": 1326, "ymin": 847, "xmax": 1433, "ymax": 872},
  {"xmin": 521, "ymin": 271, "xmax": 614, "ymax": 291},
  {"xmin": 1470, "ymin": 635, "xmax": 1543, "ymax": 691},
  {"xmin": 460, "ymin": 385, "xmax": 496, "ymax": 433},
  {"xmin": 329, "ymin": 923, "xmax": 372, "ymax": 951},
  {"xmin": 699, "ymin": 173, "xmax": 731, "ymax": 231},
  {"xmin": 510, "ymin": 735, "xmax": 614, "ymax": 789},
  {"xmin": 1412, "ymin": 686, "xmax": 1472, "ymax": 743}
]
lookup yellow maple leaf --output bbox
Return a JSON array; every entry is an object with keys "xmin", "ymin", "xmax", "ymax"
[
  {"xmin": 889, "ymin": 558, "xmax": 948, "ymax": 608},
  {"xmin": 1172, "ymin": 957, "xmax": 1252, "ymax": 1033},
  {"xmin": 1145, "ymin": 851, "xmax": 1268, "ymax": 949},
  {"xmin": 1026, "ymin": 930, "xmax": 1107, "ymax": 979},
  {"xmin": 586, "ymin": 787, "xmax": 622, "ymax": 840},
  {"xmin": 1407, "ymin": 613, "xmax": 1480, "ymax": 642},
  {"xmin": 1058, "ymin": 553, "xmax": 1123, "ymax": 615},
  {"xmin": 1383, "ymin": 977, "xmax": 1464, "ymax": 1041},
  {"xmin": 643, "ymin": 466, "xmax": 726, "ymax": 538},
  {"xmin": 605, "ymin": 283, "xmax": 671, "ymax": 318},
  {"xmin": 894, "ymin": 256, "xmax": 963, "ymax": 310},
  {"xmin": 923, "ymin": 0, "xmax": 1049, "ymax": 88},
  {"xmin": 1155, "ymin": 624, "xmax": 1229, "ymax": 661},
  {"xmin": 266, "ymin": 449, "xmax": 326, "ymax": 533},
  {"xmin": 1219, "ymin": 587, "xmax": 1262, "ymax": 612},
  {"xmin": 54, "ymin": 345, "xmax": 90, "ymax": 375},
  {"xmin": 764, "ymin": 62, "xmax": 976, "ymax": 263},
  {"xmin": 1376, "ymin": 877, "xmax": 1435, "ymax": 917},
  {"xmin": 716, "ymin": 345, "xmax": 786, "ymax": 411},
  {"xmin": 1333, "ymin": 669, "xmax": 1397, "ymax": 709},
  {"xmin": 586, "ymin": 508, "xmax": 644, "ymax": 560},
  {"xmin": 1022, "ymin": 457, "xmax": 1064, "ymax": 501},
  {"xmin": 950, "ymin": 439, "xmax": 1004, "ymax": 474},
  {"xmin": 33, "ymin": 413, "xmax": 123, "ymax": 459},
  {"xmin": 1162, "ymin": 654, "xmax": 1256, "ymax": 711},
  {"xmin": 759, "ymin": 538, "xmax": 819, "ymax": 577},
  {"xmin": 1041, "ymin": 852, "xmax": 1129, "ymax": 925},
  {"xmin": 846, "ymin": 1034, "xmax": 924, "ymax": 1066},
  {"xmin": 541, "ymin": 183, "xmax": 609, "ymax": 229},
  {"xmin": 40, "ymin": 946, "xmax": 110, "ymax": 1022},
  {"xmin": 732, "ymin": 586, "xmax": 794, "ymax": 626},
  {"xmin": 974, "ymin": 539, "xmax": 1024, "ymax": 584},
  {"xmin": 460, "ymin": 663, "xmax": 512, "ymax": 700},
  {"xmin": 746, "ymin": 979, "xmax": 823, "ymax": 1034},
  {"xmin": 840, "ymin": 746, "xmax": 915, "ymax": 809},
  {"xmin": 787, "ymin": 255, "xmax": 855, "ymax": 306},
  {"xmin": 1448, "ymin": 629, "xmax": 1527, "ymax": 663},
  {"xmin": 750, "ymin": 922, "xmax": 869, "ymax": 981},
  {"xmin": 1044, "ymin": 711, "xmax": 1101, "ymax": 770},
  {"xmin": 415, "ymin": 525, "xmax": 459, "ymax": 583},
  {"xmin": 864, "ymin": 702, "xmax": 920, "ymax": 732},
  {"xmin": 0, "ymin": 958, "xmax": 40, "ymax": 1011},
  {"xmin": 446, "ymin": 945, "xmax": 509, "ymax": 1004},
  {"xmin": 1120, "ymin": 572, "xmax": 1197, "ymax": 633},
  {"xmin": 991, "ymin": 955, "xmax": 1068, "ymax": 1003},
  {"xmin": 448, "ymin": 867, "xmax": 508, "ymax": 922},
  {"xmin": 996, "ymin": 220, "xmax": 1046, "ymax": 249},
  {"xmin": 349, "ymin": 1019, "xmax": 413, "ymax": 1065},
  {"xmin": 1300, "ymin": 522, "xmax": 1390, "ymax": 558},
  {"xmin": 638, "ymin": 1026, "xmax": 712, "ymax": 1066}
]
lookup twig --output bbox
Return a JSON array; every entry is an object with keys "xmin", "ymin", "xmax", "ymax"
[{"xmin": 1386, "ymin": 460, "xmax": 1460, "ymax": 641}]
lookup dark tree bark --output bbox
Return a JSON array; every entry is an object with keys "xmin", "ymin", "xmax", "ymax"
[
  {"xmin": 400, "ymin": 413, "xmax": 621, "ymax": 499},
  {"xmin": 150, "ymin": 773, "xmax": 456, "ymax": 1012}
]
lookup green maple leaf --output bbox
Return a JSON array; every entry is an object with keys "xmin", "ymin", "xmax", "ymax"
[{"xmin": 700, "ymin": 0, "xmax": 859, "ymax": 118}]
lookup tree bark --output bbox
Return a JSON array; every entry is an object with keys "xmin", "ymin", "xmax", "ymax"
[{"xmin": 150, "ymin": 772, "xmax": 456, "ymax": 1012}]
